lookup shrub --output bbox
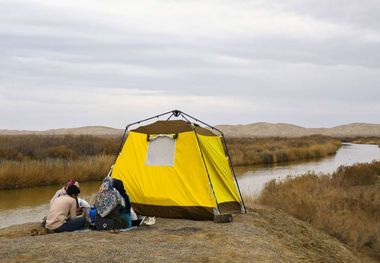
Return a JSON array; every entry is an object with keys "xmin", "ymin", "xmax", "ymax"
[
  {"xmin": 44, "ymin": 145, "xmax": 79, "ymax": 160},
  {"xmin": 256, "ymin": 161, "xmax": 380, "ymax": 260},
  {"xmin": 0, "ymin": 149, "xmax": 24, "ymax": 161},
  {"xmin": 225, "ymin": 135, "xmax": 341, "ymax": 166}
]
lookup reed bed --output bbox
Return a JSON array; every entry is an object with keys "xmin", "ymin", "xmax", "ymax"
[
  {"xmin": 0, "ymin": 135, "xmax": 121, "ymax": 161},
  {"xmin": 0, "ymin": 134, "xmax": 341, "ymax": 189},
  {"xmin": 226, "ymin": 135, "xmax": 341, "ymax": 166},
  {"xmin": 0, "ymin": 155, "xmax": 114, "ymax": 190},
  {"xmin": 256, "ymin": 161, "xmax": 380, "ymax": 260}
]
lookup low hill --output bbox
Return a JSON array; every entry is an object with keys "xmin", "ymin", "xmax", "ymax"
[
  {"xmin": 0, "ymin": 205, "xmax": 373, "ymax": 263},
  {"xmin": 1, "ymin": 123, "xmax": 379, "ymax": 138},
  {"xmin": 215, "ymin": 122, "xmax": 380, "ymax": 138}
]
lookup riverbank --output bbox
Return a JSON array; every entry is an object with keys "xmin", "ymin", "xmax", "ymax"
[
  {"xmin": 257, "ymin": 161, "xmax": 380, "ymax": 261},
  {"xmin": 0, "ymin": 205, "xmax": 374, "ymax": 263}
]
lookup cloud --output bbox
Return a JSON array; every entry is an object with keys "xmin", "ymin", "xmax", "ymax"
[{"xmin": 0, "ymin": 0, "xmax": 379, "ymax": 129}]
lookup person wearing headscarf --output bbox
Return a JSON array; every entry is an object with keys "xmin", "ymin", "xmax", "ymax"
[
  {"xmin": 111, "ymin": 178, "xmax": 132, "ymax": 227},
  {"xmin": 111, "ymin": 178, "xmax": 156, "ymax": 227},
  {"xmin": 95, "ymin": 177, "xmax": 127, "ymax": 232},
  {"xmin": 50, "ymin": 180, "xmax": 90, "ymax": 215},
  {"xmin": 50, "ymin": 180, "xmax": 79, "ymax": 206}
]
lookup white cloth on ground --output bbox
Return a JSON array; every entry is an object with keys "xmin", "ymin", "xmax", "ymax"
[{"xmin": 130, "ymin": 207, "xmax": 138, "ymax": 221}]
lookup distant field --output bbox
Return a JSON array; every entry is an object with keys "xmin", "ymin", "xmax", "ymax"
[
  {"xmin": 0, "ymin": 135, "xmax": 341, "ymax": 189},
  {"xmin": 257, "ymin": 161, "xmax": 380, "ymax": 261}
]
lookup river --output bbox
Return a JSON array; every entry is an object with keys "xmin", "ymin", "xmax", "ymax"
[
  {"xmin": 1, "ymin": 143, "xmax": 379, "ymax": 229},
  {"xmin": 236, "ymin": 143, "xmax": 380, "ymax": 197}
]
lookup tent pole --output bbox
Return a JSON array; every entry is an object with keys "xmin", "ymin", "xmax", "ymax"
[
  {"xmin": 220, "ymin": 134, "xmax": 247, "ymax": 214},
  {"xmin": 126, "ymin": 110, "xmax": 175, "ymax": 130},
  {"xmin": 106, "ymin": 166, "xmax": 114, "ymax": 178},
  {"xmin": 114, "ymin": 110, "xmax": 175, "ymax": 164},
  {"xmin": 192, "ymin": 127, "xmax": 221, "ymax": 216},
  {"xmin": 179, "ymin": 111, "xmax": 247, "ymax": 214},
  {"xmin": 179, "ymin": 114, "xmax": 191, "ymax": 123},
  {"xmin": 166, "ymin": 112, "xmax": 174, "ymax": 120},
  {"xmin": 114, "ymin": 127, "xmax": 128, "ymax": 163},
  {"xmin": 179, "ymin": 111, "xmax": 224, "ymax": 134}
]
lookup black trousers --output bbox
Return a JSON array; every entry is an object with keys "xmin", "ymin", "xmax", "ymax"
[{"xmin": 55, "ymin": 216, "xmax": 86, "ymax": 232}]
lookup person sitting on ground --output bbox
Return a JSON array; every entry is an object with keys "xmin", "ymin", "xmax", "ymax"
[
  {"xmin": 111, "ymin": 178, "xmax": 155, "ymax": 227},
  {"xmin": 50, "ymin": 179, "xmax": 90, "ymax": 215},
  {"xmin": 46, "ymin": 185, "xmax": 86, "ymax": 232},
  {"xmin": 95, "ymin": 177, "xmax": 127, "ymax": 233},
  {"xmin": 111, "ymin": 178, "xmax": 132, "ymax": 227}
]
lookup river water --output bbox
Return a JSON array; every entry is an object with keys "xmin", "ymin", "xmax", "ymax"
[
  {"xmin": 1, "ymin": 143, "xmax": 379, "ymax": 229},
  {"xmin": 236, "ymin": 143, "xmax": 380, "ymax": 197}
]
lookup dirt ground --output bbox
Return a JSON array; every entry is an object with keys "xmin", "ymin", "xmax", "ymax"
[{"xmin": 0, "ymin": 205, "xmax": 375, "ymax": 263}]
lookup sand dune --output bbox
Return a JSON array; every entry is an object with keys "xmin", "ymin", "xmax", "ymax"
[
  {"xmin": 1, "ymin": 122, "xmax": 379, "ymax": 137},
  {"xmin": 215, "ymin": 122, "xmax": 380, "ymax": 137}
]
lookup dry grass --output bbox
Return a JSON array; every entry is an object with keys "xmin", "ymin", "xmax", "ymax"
[
  {"xmin": 0, "ymin": 207, "xmax": 372, "ymax": 263},
  {"xmin": 0, "ymin": 135, "xmax": 119, "ymax": 189},
  {"xmin": 0, "ymin": 155, "xmax": 114, "ymax": 190},
  {"xmin": 256, "ymin": 161, "xmax": 380, "ymax": 260},
  {"xmin": 0, "ymin": 135, "xmax": 341, "ymax": 189},
  {"xmin": 226, "ymin": 135, "xmax": 341, "ymax": 166},
  {"xmin": 0, "ymin": 135, "xmax": 121, "ymax": 161},
  {"xmin": 351, "ymin": 137, "xmax": 380, "ymax": 147}
]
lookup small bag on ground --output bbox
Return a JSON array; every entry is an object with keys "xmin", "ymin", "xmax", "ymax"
[{"xmin": 95, "ymin": 215, "xmax": 114, "ymax": 230}]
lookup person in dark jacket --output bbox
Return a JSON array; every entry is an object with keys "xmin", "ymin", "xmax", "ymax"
[
  {"xmin": 112, "ymin": 178, "xmax": 132, "ymax": 227},
  {"xmin": 111, "ymin": 178, "xmax": 155, "ymax": 227}
]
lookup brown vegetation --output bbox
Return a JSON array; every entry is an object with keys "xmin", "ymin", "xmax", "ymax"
[
  {"xmin": 0, "ymin": 135, "xmax": 342, "ymax": 189},
  {"xmin": 351, "ymin": 137, "xmax": 380, "ymax": 147},
  {"xmin": 0, "ymin": 135, "xmax": 121, "ymax": 161},
  {"xmin": 226, "ymin": 135, "xmax": 341, "ymax": 166},
  {"xmin": 0, "ymin": 155, "xmax": 114, "ymax": 190},
  {"xmin": 257, "ymin": 161, "xmax": 380, "ymax": 260},
  {"xmin": 0, "ymin": 135, "xmax": 120, "ymax": 189}
]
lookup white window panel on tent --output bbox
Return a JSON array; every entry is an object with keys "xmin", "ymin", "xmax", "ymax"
[{"xmin": 146, "ymin": 135, "xmax": 176, "ymax": 166}]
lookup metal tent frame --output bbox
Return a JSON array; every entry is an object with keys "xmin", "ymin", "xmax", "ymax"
[{"xmin": 114, "ymin": 110, "xmax": 247, "ymax": 215}]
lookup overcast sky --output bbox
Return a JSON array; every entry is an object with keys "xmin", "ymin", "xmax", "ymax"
[{"xmin": 1, "ymin": 0, "xmax": 379, "ymax": 130}]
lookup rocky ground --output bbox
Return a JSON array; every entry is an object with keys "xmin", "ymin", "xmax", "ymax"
[{"xmin": 0, "ymin": 205, "xmax": 375, "ymax": 263}]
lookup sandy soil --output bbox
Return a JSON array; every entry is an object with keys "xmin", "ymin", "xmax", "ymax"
[{"xmin": 0, "ymin": 205, "xmax": 375, "ymax": 263}]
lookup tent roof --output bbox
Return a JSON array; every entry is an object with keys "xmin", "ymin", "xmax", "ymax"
[{"xmin": 132, "ymin": 120, "xmax": 217, "ymax": 136}]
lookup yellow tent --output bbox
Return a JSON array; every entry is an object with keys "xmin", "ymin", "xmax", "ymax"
[{"xmin": 111, "ymin": 110, "xmax": 246, "ymax": 220}]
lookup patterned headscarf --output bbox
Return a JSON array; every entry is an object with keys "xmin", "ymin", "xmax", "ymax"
[
  {"xmin": 64, "ymin": 180, "xmax": 79, "ymax": 191},
  {"xmin": 95, "ymin": 177, "xmax": 125, "ymax": 217}
]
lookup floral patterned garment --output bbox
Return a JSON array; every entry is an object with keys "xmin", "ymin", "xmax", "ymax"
[{"xmin": 95, "ymin": 177, "xmax": 125, "ymax": 217}]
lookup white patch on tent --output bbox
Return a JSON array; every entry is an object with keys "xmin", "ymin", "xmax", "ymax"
[{"xmin": 146, "ymin": 135, "xmax": 176, "ymax": 166}]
